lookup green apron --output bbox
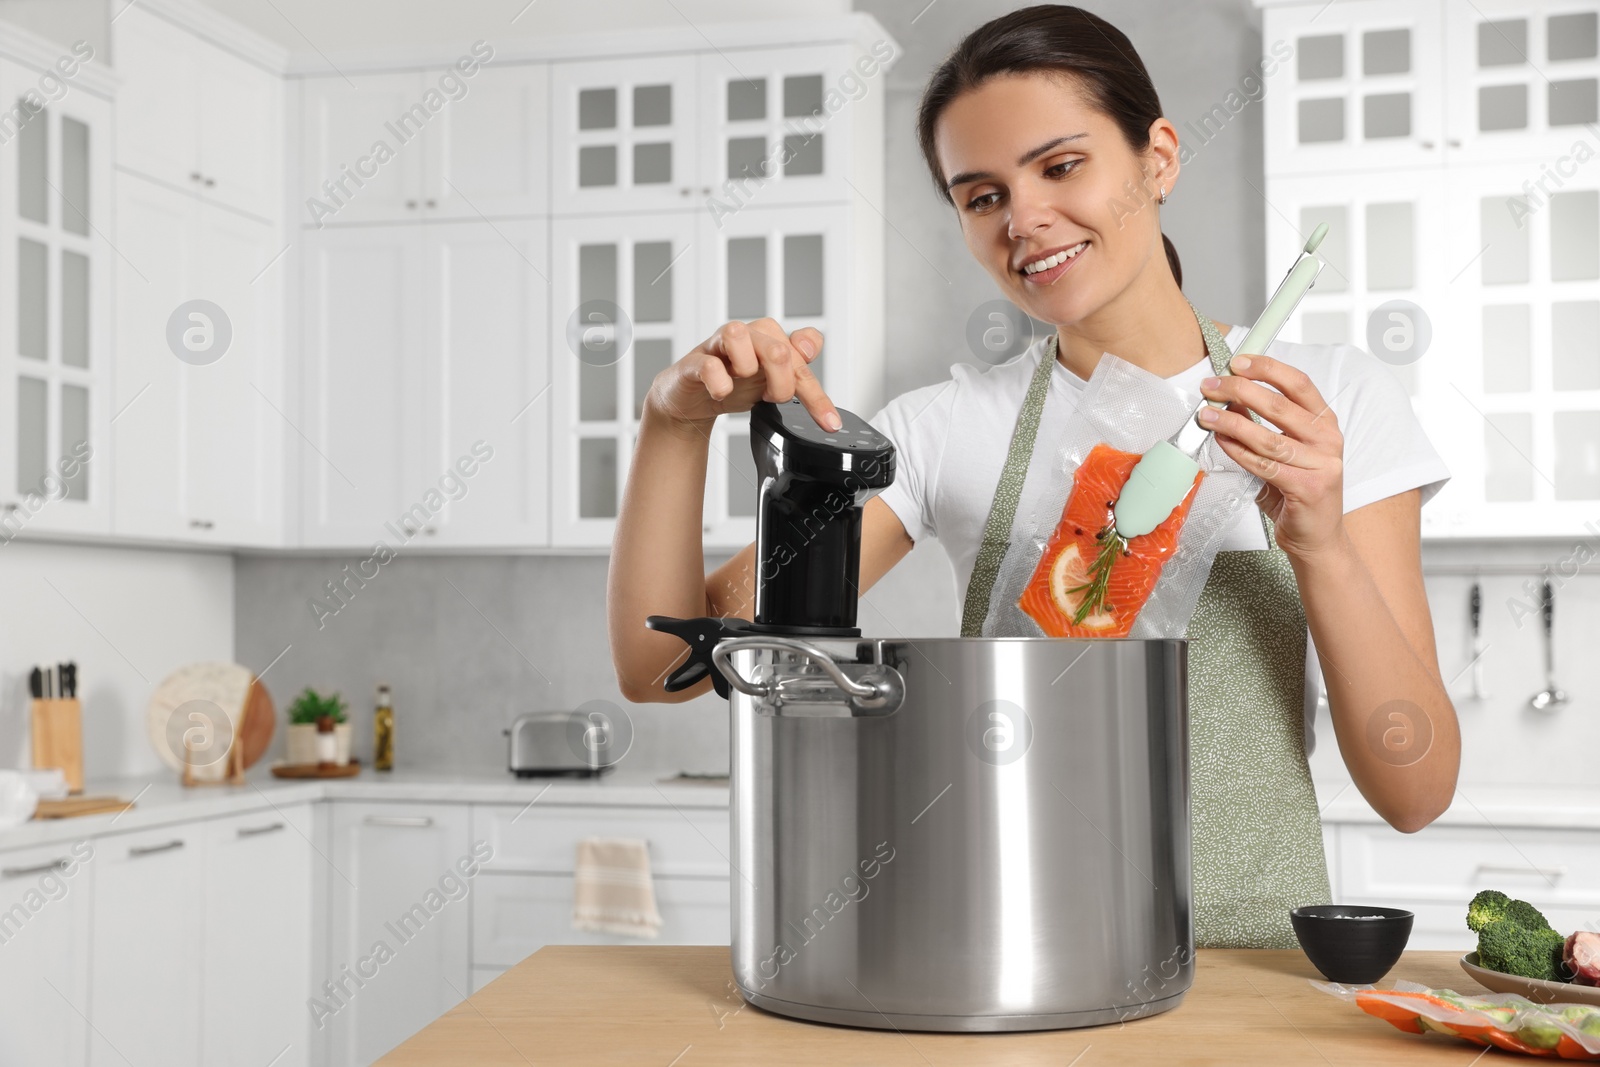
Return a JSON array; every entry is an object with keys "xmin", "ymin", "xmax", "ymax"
[{"xmin": 958, "ymin": 298, "xmax": 1332, "ymax": 949}]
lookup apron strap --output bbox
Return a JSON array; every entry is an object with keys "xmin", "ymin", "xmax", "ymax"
[{"xmin": 957, "ymin": 299, "xmax": 1275, "ymax": 637}]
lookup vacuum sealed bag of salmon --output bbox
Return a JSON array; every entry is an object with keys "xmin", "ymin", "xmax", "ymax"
[{"xmin": 979, "ymin": 349, "xmax": 1263, "ymax": 639}]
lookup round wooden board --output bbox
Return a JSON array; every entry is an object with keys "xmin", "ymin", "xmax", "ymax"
[
  {"xmin": 147, "ymin": 663, "xmax": 275, "ymax": 780},
  {"xmin": 270, "ymin": 759, "xmax": 362, "ymax": 779}
]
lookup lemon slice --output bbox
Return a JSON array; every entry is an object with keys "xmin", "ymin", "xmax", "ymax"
[{"xmin": 1049, "ymin": 542, "xmax": 1116, "ymax": 631}]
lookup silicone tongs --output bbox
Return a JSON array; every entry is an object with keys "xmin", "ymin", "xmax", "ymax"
[{"xmin": 1112, "ymin": 223, "xmax": 1330, "ymax": 537}]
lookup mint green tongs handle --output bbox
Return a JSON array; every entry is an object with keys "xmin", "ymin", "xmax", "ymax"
[{"xmin": 1111, "ymin": 223, "xmax": 1330, "ymax": 540}]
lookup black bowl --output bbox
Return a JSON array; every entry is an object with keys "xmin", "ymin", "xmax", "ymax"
[{"xmin": 1290, "ymin": 904, "xmax": 1414, "ymax": 984}]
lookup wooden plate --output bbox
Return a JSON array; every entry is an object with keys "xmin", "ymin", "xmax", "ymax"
[
  {"xmin": 146, "ymin": 663, "xmax": 276, "ymax": 782},
  {"xmin": 1462, "ymin": 951, "xmax": 1600, "ymax": 1006}
]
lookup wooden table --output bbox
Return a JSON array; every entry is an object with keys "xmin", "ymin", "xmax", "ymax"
[{"xmin": 380, "ymin": 948, "xmax": 1499, "ymax": 1065}]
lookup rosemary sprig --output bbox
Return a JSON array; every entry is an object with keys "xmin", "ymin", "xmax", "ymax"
[{"xmin": 1064, "ymin": 520, "xmax": 1126, "ymax": 624}]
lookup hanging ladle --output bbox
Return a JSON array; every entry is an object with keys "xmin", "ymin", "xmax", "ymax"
[
  {"xmin": 1112, "ymin": 223, "xmax": 1329, "ymax": 538},
  {"xmin": 1528, "ymin": 577, "xmax": 1569, "ymax": 713}
]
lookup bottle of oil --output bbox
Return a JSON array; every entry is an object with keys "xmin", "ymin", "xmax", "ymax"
[{"xmin": 373, "ymin": 684, "xmax": 394, "ymax": 771}]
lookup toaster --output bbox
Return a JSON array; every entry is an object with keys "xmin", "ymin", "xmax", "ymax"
[{"xmin": 505, "ymin": 712, "xmax": 612, "ymax": 778}]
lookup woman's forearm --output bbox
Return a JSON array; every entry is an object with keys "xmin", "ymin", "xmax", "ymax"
[
  {"xmin": 1289, "ymin": 527, "xmax": 1461, "ymax": 833},
  {"xmin": 606, "ymin": 399, "xmax": 718, "ymax": 703}
]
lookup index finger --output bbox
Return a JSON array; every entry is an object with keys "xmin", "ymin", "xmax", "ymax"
[
  {"xmin": 1231, "ymin": 354, "xmax": 1330, "ymax": 423},
  {"xmin": 790, "ymin": 352, "xmax": 842, "ymax": 431}
]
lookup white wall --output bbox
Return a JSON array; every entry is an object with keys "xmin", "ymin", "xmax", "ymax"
[{"xmin": 0, "ymin": 542, "xmax": 235, "ymax": 780}]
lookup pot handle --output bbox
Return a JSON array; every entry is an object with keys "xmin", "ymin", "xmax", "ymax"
[{"xmin": 711, "ymin": 636, "xmax": 903, "ymax": 716}]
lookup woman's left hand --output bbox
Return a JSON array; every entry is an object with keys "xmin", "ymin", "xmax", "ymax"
[{"xmin": 1197, "ymin": 353, "xmax": 1345, "ymax": 560}]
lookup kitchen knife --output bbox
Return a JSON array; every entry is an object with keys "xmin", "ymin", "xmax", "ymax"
[
  {"xmin": 29, "ymin": 666, "xmax": 41, "ymax": 700},
  {"xmin": 1469, "ymin": 581, "xmax": 1486, "ymax": 700},
  {"xmin": 64, "ymin": 663, "xmax": 75, "ymax": 699}
]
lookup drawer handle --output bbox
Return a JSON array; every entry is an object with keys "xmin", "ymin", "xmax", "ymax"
[
  {"xmin": 129, "ymin": 840, "xmax": 184, "ymax": 858},
  {"xmin": 237, "ymin": 822, "xmax": 285, "ymax": 838},
  {"xmin": 1, "ymin": 859, "xmax": 67, "ymax": 878},
  {"xmin": 1474, "ymin": 863, "xmax": 1567, "ymax": 880},
  {"xmin": 364, "ymin": 815, "xmax": 434, "ymax": 828}
]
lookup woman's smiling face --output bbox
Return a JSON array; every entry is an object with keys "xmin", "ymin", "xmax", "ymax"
[{"xmin": 936, "ymin": 71, "xmax": 1176, "ymax": 326}]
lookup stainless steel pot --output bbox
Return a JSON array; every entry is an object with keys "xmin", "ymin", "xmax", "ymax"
[{"xmin": 714, "ymin": 633, "xmax": 1193, "ymax": 1032}]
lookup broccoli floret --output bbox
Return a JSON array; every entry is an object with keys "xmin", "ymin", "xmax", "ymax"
[
  {"xmin": 1478, "ymin": 919, "xmax": 1568, "ymax": 983},
  {"xmin": 1468, "ymin": 890, "xmax": 1513, "ymax": 932},
  {"xmin": 1505, "ymin": 898, "xmax": 1554, "ymax": 932}
]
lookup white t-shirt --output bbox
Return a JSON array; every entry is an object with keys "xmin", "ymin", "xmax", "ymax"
[{"xmin": 866, "ymin": 323, "xmax": 1452, "ymax": 752}]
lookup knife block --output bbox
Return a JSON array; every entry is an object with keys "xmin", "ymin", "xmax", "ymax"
[{"xmin": 31, "ymin": 698, "xmax": 83, "ymax": 794}]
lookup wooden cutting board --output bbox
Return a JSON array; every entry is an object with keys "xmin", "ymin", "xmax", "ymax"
[
  {"xmin": 146, "ymin": 663, "xmax": 276, "ymax": 783},
  {"xmin": 35, "ymin": 796, "xmax": 132, "ymax": 819}
]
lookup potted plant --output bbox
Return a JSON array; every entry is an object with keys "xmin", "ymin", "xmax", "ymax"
[{"xmin": 286, "ymin": 688, "xmax": 351, "ymax": 765}]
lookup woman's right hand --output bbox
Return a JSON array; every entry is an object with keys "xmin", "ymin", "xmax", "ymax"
[{"xmin": 646, "ymin": 318, "xmax": 842, "ymax": 432}]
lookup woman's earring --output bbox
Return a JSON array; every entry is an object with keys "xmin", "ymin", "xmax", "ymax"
[{"xmin": 1158, "ymin": 187, "xmax": 1168, "ymax": 205}]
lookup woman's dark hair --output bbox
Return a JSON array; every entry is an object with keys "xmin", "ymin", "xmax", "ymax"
[{"xmin": 916, "ymin": 4, "xmax": 1181, "ymax": 287}]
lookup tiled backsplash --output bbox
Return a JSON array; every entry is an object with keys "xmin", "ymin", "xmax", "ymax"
[
  {"xmin": 235, "ymin": 533, "xmax": 1597, "ymax": 787},
  {"xmin": 231, "ymin": 539, "xmax": 960, "ymax": 776}
]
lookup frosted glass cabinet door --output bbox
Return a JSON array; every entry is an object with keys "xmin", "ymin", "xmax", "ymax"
[
  {"xmin": 1437, "ymin": 162, "xmax": 1600, "ymax": 536},
  {"xmin": 550, "ymin": 55, "xmax": 700, "ymax": 216},
  {"xmin": 549, "ymin": 214, "xmax": 699, "ymax": 546},
  {"xmin": 694, "ymin": 204, "xmax": 851, "ymax": 549},
  {"xmin": 1443, "ymin": 1, "xmax": 1600, "ymax": 165},
  {"xmin": 1262, "ymin": 170, "xmax": 1464, "ymax": 525},
  {"xmin": 1263, "ymin": 0, "xmax": 1445, "ymax": 176},
  {"xmin": 0, "ymin": 61, "xmax": 111, "ymax": 536},
  {"xmin": 696, "ymin": 45, "xmax": 859, "ymax": 208}
]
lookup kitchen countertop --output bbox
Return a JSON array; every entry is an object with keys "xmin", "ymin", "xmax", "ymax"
[
  {"xmin": 1317, "ymin": 779, "xmax": 1600, "ymax": 829},
  {"xmin": 379, "ymin": 947, "xmax": 1496, "ymax": 1065},
  {"xmin": 0, "ymin": 767, "xmax": 729, "ymax": 852}
]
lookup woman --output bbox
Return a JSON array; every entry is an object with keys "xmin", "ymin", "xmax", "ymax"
[{"xmin": 608, "ymin": 5, "xmax": 1460, "ymax": 949}]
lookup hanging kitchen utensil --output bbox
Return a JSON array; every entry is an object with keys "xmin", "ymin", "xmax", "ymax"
[
  {"xmin": 1528, "ymin": 578, "xmax": 1568, "ymax": 713},
  {"xmin": 1469, "ymin": 580, "xmax": 1488, "ymax": 700}
]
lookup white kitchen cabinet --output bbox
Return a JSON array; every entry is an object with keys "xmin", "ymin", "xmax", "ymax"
[
  {"xmin": 0, "ymin": 841, "xmax": 93, "ymax": 1067},
  {"xmin": 1442, "ymin": 0, "xmax": 1600, "ymax": 167},
  {"xmin": 322, "ymin": 803, "xmax": 472, "ymax": 1067},
  {"xmin": 1263, "ymin": 0, "xmax": 1445, "ymax": 176},
  {"xmin": 299, "ymin": 61, "xmax": 545, "ymax": 227},
  {"xmin": 201, "ymin": 807, "xmax": 314, "ymax": 1067},
  {"xmin": 473, "ymin": 872, "xmax": 728, "ymax": 965},
  {"xmin": 299, "ymin": 220, "xmax": 549, "ymax": 548},
  {"xmin": 111, "ymin": 172, "xmax": 286, "ymax": 545},
  {"xmin": 89, "ymin": 823, "xmax": 205, "ymax": 1067},
  {"xmin": 1332, "ymin": 820, "xmax": 1600, "ymax": 950},
  {"xmin": 112, "ymin": 4, "xmax": 284, "ymax": 221},
  {"xmin": 0, "ymin": 58, "xmax": 112, "ymax": 537}
]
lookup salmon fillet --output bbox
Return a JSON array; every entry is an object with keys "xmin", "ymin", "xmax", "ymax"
[{"xmin": 1017, "ymin": 442, "xmax": 1203, "ymax": 637}]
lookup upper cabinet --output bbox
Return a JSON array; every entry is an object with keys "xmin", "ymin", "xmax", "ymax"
[
  {"xmin": 298, "ymin": 57, "xmax": 547, "ymax": 226},
  {"xmin": 112, "ymin": 5, "xmax": 283, "ymax": 221},
  {"xmin": 0, "ymin": 52, "xmax": 113, "ymax": 537},
  {"xmin": 1263, "ymin": 0, "xmax": 1600, "ymax": 538}
]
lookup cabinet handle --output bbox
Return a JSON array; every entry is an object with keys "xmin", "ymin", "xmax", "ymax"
[
  {"xmin": 1, "ymin": 859, "xmax": 67, "ymax": 879},
  {"xmin": 190, "ymin": 171, "xmax": 202, "ymax": 182},
  {"xmin": 406, "ymin": 200, "xmax": 418, "ymax": 209},
  {"xmin": 1419, "ymin": 140, "xmax": 1435, "ymax": 149},
  {"xmin": 1474, "ymin": 863, "xmax": 1566, "ymax": 880},
  {"xmin": 423, "ymin": 525, "xmax": 437, "ymax": 536},
  {"xmin": 1, "ymin": 502, "xmax": 17, "ymax": 512},
  {"xmin": 364, "ymin": 815, "xmax": 433, "ymax": 828},
  {"xmin": 129, "ymin": 839, "xmax": 185, "ymax": 858},
  {"xmin": 237, "ymin": 822, "xmax": 285, "ymax": 838},
  {"xmin": 1448, "ymin": 139, "xmax": 1462, "ymax": 148},
  {"xmin": 204, "ymin": 177, "xmax": 215, "ymax": 188},
  {"xmin": 426, "ymin": 198, "xmax": 436, "ymax": 208},
  {"xmin": 680, "ymin": 188, "xmax": 691, "ymax": 197},
  {"xmin": 189, "ymin": 519, "xmax": 214, "ymax": 530}
]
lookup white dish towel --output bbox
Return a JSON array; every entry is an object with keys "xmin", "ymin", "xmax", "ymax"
[{"xmin": 572, "ymin": 837, "xmax": 663, "ymax": 939}]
